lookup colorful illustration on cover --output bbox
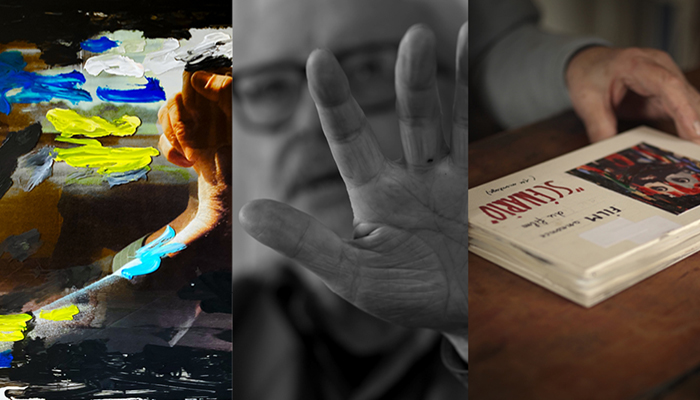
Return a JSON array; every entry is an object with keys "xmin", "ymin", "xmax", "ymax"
[{"xmin": 567, "ymin": 142, "xmax": 700, "ymax": 215}]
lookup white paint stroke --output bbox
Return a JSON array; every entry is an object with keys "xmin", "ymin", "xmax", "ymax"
[
  {"xmin": 143, "ymin": 38, "xmax": 184, "ymax": 75},
  {"xmin": 0, "ymin": 387, "xmax": 28, "ymax": 400},
  {"xmin": 84, "ymin": 54, "xmax": 145, "ymax": 78}
]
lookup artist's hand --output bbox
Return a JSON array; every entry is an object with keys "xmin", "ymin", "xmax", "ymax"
[
  {"xmin": 240, "ymin": 24, "xmax": 469, "ymax": 336},
  {"xmin": 567, "ymin": 46, "xmax": 700, "ymax": 144},
  {"xmin": 155, "ymin": 71, "xmax": 232, "ymax": 246}
]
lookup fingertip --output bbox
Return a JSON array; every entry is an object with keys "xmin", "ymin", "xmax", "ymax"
[
  {"xmin": 307, "ymin": 49, "xmax": 351, "ymax": 107},
  {"xmin": 159, "ymin": 134, "xmax": 193, "ymax": 168},
  {"xmin": 587, "ymin": 123, "xmax": 617, "ymax": 142},
  {"xmin": 191, "ymin": 71, "xmax": 214, "ymax": 91},
  {"xmin": 398, "ymin": 24, "xmax": 437, "ymax": 90},
  {"xmin": 238, "ymin": 199, "xmax": 289, "ymax": 248}
]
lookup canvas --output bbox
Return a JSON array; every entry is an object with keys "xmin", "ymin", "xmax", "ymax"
[{"xmin": 0, "ymin": 2, "xmax": 232, "ymax": 399}]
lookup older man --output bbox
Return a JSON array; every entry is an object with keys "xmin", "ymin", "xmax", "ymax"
[{"xmin": 151, "ymin": 0, "xmax": 700, "ymax": 398}]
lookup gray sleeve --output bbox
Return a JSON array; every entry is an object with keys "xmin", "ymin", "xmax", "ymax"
[{"xmin": 470, "ymin": 0, "xmax": 610, "ymax": 129}]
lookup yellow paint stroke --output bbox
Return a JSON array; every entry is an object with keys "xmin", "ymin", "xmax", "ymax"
[
  {"xmin": 0, "ymin": 314, "xmax": 32, "ymax": 342},
  {"xmin": 39, "ymin": 305, "xmax": 80, "ymax": 321},
  {"xmin": 52, "ymin": 136, "xmax": 159, "ymax": 175},
  {"xmin": 46, "ymin": 108, "xmax": 141, "ymax": 137}
]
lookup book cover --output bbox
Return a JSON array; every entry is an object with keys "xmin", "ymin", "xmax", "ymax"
[{"xmin": 468, "ymin": 126, "xmax": 700, "ymax": 306}]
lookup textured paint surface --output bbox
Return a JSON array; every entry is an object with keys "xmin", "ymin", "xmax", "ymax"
[
  {"xmin": 0, "ymin": 229, "xmax": 42, "ymax": 262},
  {"xmin": 38, "ymin": 305, "xmax": 80, "ymax": 321},
  {"xmin": 96, "ymin": 76, "xmax": 166, "ymax": 102},
  {"xmin": 84, "ymin": 54, "xmax": 145, "ymax": 77},
  {"xmin": 180, "ymin": 32, "xmax": 232, "ymax": 72},
  {"xmin": 0, "ymin": 314, "xmax": 31, "ymax": 342},
  {"xmin": 80, "ymin": 36, "xmax": 120, "ymax": 53},
  {"xmin": 105, "ymin": 167, "xmax": 149, "ymax": 186},
  {"xmin": 118, "ymin": 226, "xmax": 186, "ymax": 279},
  {"xmin": 0, "ymin": 350, "xmax": 11, "ymax": 368},
  {"xmin": 0, "ymin": 51, "xmax": 91, "ymax": 114},
  {"xmin": 64, "ymin": 169, "xmax": 104, "ymax": 186},
  {"xmin": 52, "ymin": 137, "xmax": 159, "ymax": 175},
  {"xmin": 143, "ymin": 38, "xmax": 183, "ymax": 74},
  {"xmin": 0, "ymin": 339, "xmax": 232, "ymax": 399},
  {"xmin": 46, "ymin": 108, "xmax": 141, "ymax": 137},
  {"xmin": 16, "ymin": 147, "xmax": 54, "ymax": 192},
  {"xmin": 153, "ymin": 164, "xmax": 191, "ymax": 182},
  {"xmin": 0, "ymin": 123, "xmax": 42, "ymax": 199}
]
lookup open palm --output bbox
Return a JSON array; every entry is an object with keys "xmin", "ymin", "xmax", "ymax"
[{"xmin": 240, "ymin": 24, "xmax": 469, "ymax": 336}]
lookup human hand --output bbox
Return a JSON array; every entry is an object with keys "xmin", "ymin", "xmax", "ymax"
[
  {"xmin": 155, "ymin": 70, "xmax": 232, "ymax": 246},
  {"xmin": 239, "ymin": 24, "xmax": 469, "ymax": 336},
  {"xmin": 566, "ymin": 46, "xmax": 700, "ymax": 144}
]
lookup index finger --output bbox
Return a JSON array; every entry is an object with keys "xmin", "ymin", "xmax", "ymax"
[
  {"xmin": 628, "ymin": 61, "xmax": 700, "ymax": 143},
  {"xmin": 307, "ymin": 49, "xmax": 385, "ymax": 187}
]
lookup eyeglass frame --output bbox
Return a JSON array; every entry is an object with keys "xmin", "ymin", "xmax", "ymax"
[{"xmin": 232, "ymin": 42, "xmax": 451, "ymax": 132}]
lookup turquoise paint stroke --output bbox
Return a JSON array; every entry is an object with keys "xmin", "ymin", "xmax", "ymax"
[
  {"xmin": 0, "ymin": 350, "xmax": 11, "ymax": 368},
  {"xmin": 0, "ymin": 51, "xmax": 91, "ymax": 115},
  {"xmin": 80, "ymin": 37, "xmax": 120, "ymax": 53},
  {"xmin": 96, "ymin": 77, "xmax": 166, "ymax": 103},
  {"xmin": 118, "ymin": 226, "xmax": 186, "ymax": 279}
]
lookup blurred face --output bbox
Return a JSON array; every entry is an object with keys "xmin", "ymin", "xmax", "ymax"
[{"xmin": 233, "ymin": 0, "xmax": 461, "ymax": 241}]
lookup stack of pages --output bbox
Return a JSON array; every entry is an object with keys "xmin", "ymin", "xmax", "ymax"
[{"xmin": 469, "ymin": 126, "xmax": 700, "ymax": 307}]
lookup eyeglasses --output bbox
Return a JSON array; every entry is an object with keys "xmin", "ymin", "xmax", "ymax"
[{"xmin": 233, "ymin": 43, "xmax": 446, "ymax": 131}]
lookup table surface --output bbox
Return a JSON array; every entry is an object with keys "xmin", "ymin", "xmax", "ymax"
[{"xmin": 468, "ymin": 69, "xmax": 700, "ymax": 400}]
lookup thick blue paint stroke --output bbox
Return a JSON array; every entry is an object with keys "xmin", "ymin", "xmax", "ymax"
[
  {"xmin": 106, "ymin": 167, "xmax": 149, "ymax": 187},
  {"xmin": 96, "ymin": 77, "xmax": 166, "ymax": 103},
  {"xmin": 119, "ymin": 226, "xmax": 186, "ymax": 279},
  {"xmin": 0, "ymin": 51, "xmax": 92, "ymax": 115},
  {"xmin": 0, "ymin": 350, "xmax": 13, "ymax": 368},
  {"xmin": 80, "ymin": 37, "xmax": 120, "ymax": 53}
]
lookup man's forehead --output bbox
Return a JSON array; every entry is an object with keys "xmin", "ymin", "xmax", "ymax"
[{"xmin": 233, "ymin": 0, "xmax": 465, "ymax": 73}]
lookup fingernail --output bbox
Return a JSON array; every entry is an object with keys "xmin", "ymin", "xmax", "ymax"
[
  {"xmin": 694, "ymin": 121, "xmax": 700, "ymax": 136},
  {"xmin": 191, "ymin": 71, "xmax": 214, "ymax": 90}
]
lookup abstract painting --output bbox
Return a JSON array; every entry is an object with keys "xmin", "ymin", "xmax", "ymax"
[
  {"xmin": 568, "ymin": 142, "xmax": 700, "ymax": 215},
  {"xmin": 0, "ymin": 2, "xmax": 232, "ymax": 399}
]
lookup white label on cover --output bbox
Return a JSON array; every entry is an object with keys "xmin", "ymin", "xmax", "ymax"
[{"xmin": 579, "ymin": 216, "xmax": 681, "ymax": 248}]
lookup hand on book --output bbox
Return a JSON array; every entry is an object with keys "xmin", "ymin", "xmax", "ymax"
[
  {"xmin": 154, "ymin": 71, "xmax": 232, "ymax": 247},
  {"xmin": 240, "ymin": 24, "xmax": 469, "ymax": 336},
  {"xmin": 566, "ymin": 46, "xmax": 700, "ymax": 144}
]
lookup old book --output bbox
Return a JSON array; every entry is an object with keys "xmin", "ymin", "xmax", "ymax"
[{"xmin": 468, "ymin": 126, "xmax": 700, "ymax": 307}]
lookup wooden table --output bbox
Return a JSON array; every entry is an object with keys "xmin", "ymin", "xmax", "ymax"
[{"xmin": 468, "ymin": 69, "xmax": 700, "ymax": 400}]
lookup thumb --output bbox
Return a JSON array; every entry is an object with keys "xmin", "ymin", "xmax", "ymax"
[
  {"xmin": 239, "ymin": 199, "xmax": 354, "ymax": 286},
  {"xmin": 574, "ymin": 92, "xmax": 618, "ymax": 142}
]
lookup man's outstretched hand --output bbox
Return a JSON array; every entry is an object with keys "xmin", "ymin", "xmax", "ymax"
[{"xmin": 240, "ymin": 24, "xmax": 469, "ymax": 336}]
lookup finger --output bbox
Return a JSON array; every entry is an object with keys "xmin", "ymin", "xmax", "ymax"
[
  {"xmin": 158, "ymin": 133, "xmax": 193, "ymax": 168},
  {"xmin": 574, "ymin": 89, "xmax": 618, "ymax": 142},
  {"xmin": 451, "ymin": 21, "xmax": 469, "ymax": 169},
  {"xmin": 165, "ymin": 93, "xmax": 200, "ymax": 161},
  {"xmin": 307, "ymin": 48, "xmax": 385, "ymax": 187},
  {"xmin": 624, "ymin": 61, "xmax": 700, "ymax": 142},
  {"xmin": 239, "ymin": 199, "xmax": 355, "ymax": 289},
  {"xmin": 395, "ymin": 24, "xmax": 445, "ymax": 168},
  {"xmin": 191, "ymin": 71, "xmax": 233, "ymax": 117},
  {"xmin": 158, "ymin": 100, "xmax": 189, "ymax": 164},
  {"xmin": 630, "ymin": 71, "xmax": 700, "ymax": 140}
]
